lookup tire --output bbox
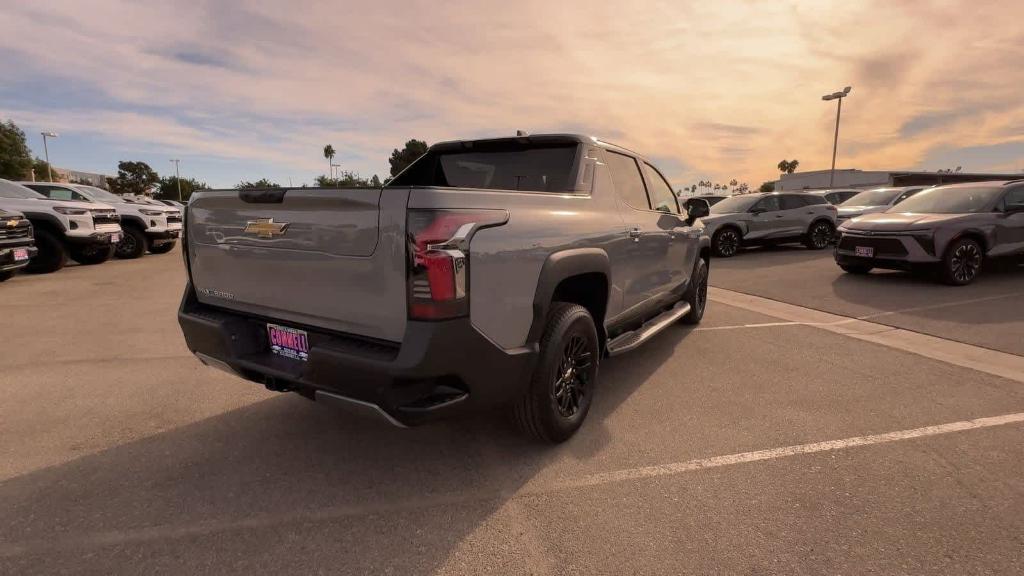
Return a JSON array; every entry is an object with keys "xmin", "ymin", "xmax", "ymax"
[
  {"xmin": 69, "ymin": 244, "xmax": 115, "ymax": 265},
  {"xmin": 712, "ymin": 227, "xmax": 741, "ymax": 258},
  {"xmin": 940, "ymin": 237, "xmax": 983, "ymax": 286},
  {"xmin": 681, "ymin": 258, "xmax": 708, "ymax": 325},
  {"xmin": 0, "ymin": 270, "xmax": 14, "ymax": 282},
  {"xmin": 115, "ymin": 226, "xmax": 149, "ymax": 259},
  {"xmin": 513, "ymin": 303, "xmax": 599, "ymax": 443},
  {"xmin": 804, "ymin": 220, "xmax": 834, "ymax": 250},
  {"xmin": 148, "ymin": 241, "xmax": 177, "ymax": 254},
  {"xmin": 840, "ymin": 264, "xmax": 872, "ymax": 275},
  {"xmin": 25, "ymin": 229, "xmax": 67, "ymax": 274}
]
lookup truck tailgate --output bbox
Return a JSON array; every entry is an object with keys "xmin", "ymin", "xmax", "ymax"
[{"xmin": 186, "ymin": 188, "xmax": 409, "ymax": 342}]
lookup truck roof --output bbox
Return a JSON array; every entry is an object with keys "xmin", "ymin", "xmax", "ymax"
[{"xmin": 430, "ymin": 133, "xmax": 641, "ymax": 157}]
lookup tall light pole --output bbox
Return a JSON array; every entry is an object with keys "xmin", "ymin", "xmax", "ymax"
[
  {"xmin": 170, "ymin": 159, "xmax": 182, "ymax": 201},
  {"xmin": 821, "ymin": 86, "xmax": 852, "ymax": 188},
  {"xmin": 41, "ymin": 132, "xmax": 59, "ymax": 181}
]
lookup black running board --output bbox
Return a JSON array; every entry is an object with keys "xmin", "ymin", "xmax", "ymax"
[{"xmin": 606, "ymin": 302, "xmax": 691, "ymax": 357}]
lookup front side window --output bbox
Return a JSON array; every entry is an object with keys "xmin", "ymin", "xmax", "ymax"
[
  {"xmin": 604, "ymin": 151, "xmax": 650, "ymax": 210},
  {"xmin": 753, "ymin": 196, "xmax": 781, "ymax": 212},
  {"xmin": 29, "ymin": 185, "xmax": 74, "ymax": 201},
  {"xmin": 1002, "ymin": 187, "xmax": 1024, "ymax": 212},
  {"xmin": 642, "ymin": 162, "xmax": 679, "ymax": 214}
]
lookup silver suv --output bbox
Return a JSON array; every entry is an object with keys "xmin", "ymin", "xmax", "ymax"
[
  {"xmin": 700, "ymin": 192, "xmax": 838, "ymax": 257},
  {"xmin": 835, "ymin": 181, "xmax": 1024, "ymax": 285}
]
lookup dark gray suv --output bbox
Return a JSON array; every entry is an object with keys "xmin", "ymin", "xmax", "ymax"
[
  {"xmin": 834, "ymin": 181, "xmax": 1024, "ymax": 285},
  {"xmin": 700, "ymin": 192, "xmax": 838, "ymax": 257}
]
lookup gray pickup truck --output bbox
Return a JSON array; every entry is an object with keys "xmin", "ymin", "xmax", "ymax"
[{"xmin": 179, "ymin": 134, "xmax": 711, "ymax": 442}]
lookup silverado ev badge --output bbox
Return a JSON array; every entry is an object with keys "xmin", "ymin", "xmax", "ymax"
[{"xmin": 243, "ymin": 218, "xmax": 290, "ymax": 238}]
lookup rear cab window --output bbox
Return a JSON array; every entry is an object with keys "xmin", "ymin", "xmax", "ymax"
[{"xmin": 389, "ymin": 140, "xmax": 579, "ymax": 193}]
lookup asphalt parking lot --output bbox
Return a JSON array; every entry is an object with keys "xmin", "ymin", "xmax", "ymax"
[{"xmin": 2, "ymin": 247, "xmax": 1023, "ymax": 575}]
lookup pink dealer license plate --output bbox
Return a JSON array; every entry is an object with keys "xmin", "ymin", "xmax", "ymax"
[
  {"xmin": 13, "ymin": 248, "xmax": 29, "ymax": 261},
  {"xmin": 267, "ymin": 324, "xmax": 310, "ymax": 361}
]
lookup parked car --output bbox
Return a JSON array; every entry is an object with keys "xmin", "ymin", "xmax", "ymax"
[
  {"xmin": 835, "ymin": 181, "xmax": 1024, "ymax": 285},
  {"xmin": 807, "ymin": 188, "xmax": 861, "ymax": 205},
  {"xmin": 700, "ymin": 192, "xmax": 837, "ymax": 257},
  {"xmin": 836, "ymin": 186, "xmax": 928, "ymax": 226},
  {"xmin": 157, "ymin": 199, "xmax": 186, "ymax": 209},
  {"xmin": 23, "ymin": 183, "xmax": 182, "ymax": 258},
  {"xmin": 0, "ymin": 179, "xmax": 121, "ymax": 272},
  {"xmin": 684, "ymin": 195, "xmax": 727, "ymax": 206},
  {"xmin": 179, "ymin": 134, "xmax": 711, "ymax": 442},
  {"xmin": 0, "ymin": 208, "xmax": 38, "ymax": 282}
]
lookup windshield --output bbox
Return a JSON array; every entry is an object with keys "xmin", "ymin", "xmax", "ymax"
[
  {"xmin": 841, "ymin": 188, "xmax": 903, "ymax": 207},
  {"xmin": 710, "ymin": 195, "xmax": 759, "ymax": 214},
  {"xmin": 73, "ymin": 185, "xmax": 125, "ymax": 203},
  {"xmin": 888, "ymin": 186, "xmax": 1003, "ymax": 214},
  {"xmin": 0, "ymin": 180, "xmax": 46, "ymax": 199}
]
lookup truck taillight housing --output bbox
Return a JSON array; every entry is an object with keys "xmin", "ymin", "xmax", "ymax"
[{"xmin": 407, "ymin": 209, "xmax": 508, "ymax": 320}]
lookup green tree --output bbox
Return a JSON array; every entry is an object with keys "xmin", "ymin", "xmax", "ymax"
[
  {"xmin": 314, "ymin": 170, "xmax": 382, "ymax": 187},
  {"xmin": 0, "ymin": 120, "xmax": 34, "ymax": 180},
  {"xmin": 107, "ymin": 161, "xmax": 160, "ymax": 195},
  {"xmin": 32, "ymin": 157, "xmax": 60, "ymax": 182},
  {"xmin": 236, "ymin": 178, "xmax": 280, "ymax": 190},
  {"xmin": 759, "ymin": 181, "xmax": 776, "ymax": 193},
  {"xmin": 388, "ymin": 139, "xmax": 428, "ymax": 177},
  {"xmin": 156, "ymin": 176, "xmax": 208, "ymax": 202},
  {"xmin": 323, "ymin": 144, "xmax": 336, "ymax": 176}
]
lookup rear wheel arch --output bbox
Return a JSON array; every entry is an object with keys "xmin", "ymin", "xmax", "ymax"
[{"xmin": 528, "ymin": 249, "xmax": 611, "ymax": 348}]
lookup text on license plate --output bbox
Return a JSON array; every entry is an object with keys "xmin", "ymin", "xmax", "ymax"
[
  {"xmin": 855, "ymin": 246, "xmax": 874, "ymax": 258},
  {"xmin": 267, "ymin": 324, "xmax": 309, "ymax": 361},
  {"xmin": 13, "ymin": 248, "xmax": 29, "ymax": 261}
]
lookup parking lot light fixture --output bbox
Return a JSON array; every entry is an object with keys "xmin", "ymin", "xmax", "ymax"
[
  {"xmin": 41, "ymin": 132, "xmax": 59, "ymax": 182},
  {"xmin": 821, "ymin": 86, "xmax": 851, "ymax": 188}
]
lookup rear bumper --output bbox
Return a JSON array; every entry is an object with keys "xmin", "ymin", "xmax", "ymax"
[
  {"xmin": 177, "ymin": 285, "xmax": 537, "ymax": 426},
  {"xmin": 0, "ymin": 245, "xmax": 37, "ymax": 272}
]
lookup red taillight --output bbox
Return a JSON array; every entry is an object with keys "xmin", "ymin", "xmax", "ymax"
[{"xmin": 407, "ymin": 209, "xmax": 508, "ymax": 320}]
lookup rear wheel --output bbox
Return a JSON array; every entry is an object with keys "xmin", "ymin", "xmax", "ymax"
[
  {"xmin": 25, "ymin": 229, "xmax": 67, "ymax": 274},
  {"xmin": 148, "ymin": 241, "xmax": 177, "ymax": 254},
  {"xmin": 514, "ymin": 303, "xmax": 599, "ymax": 443},
  {"xmin": 70, "ymin": 244, "xmax": 115, "ymax": 265},
  {"xmin": 681, "ymin": 258, "xmax": 708, "ymax": 325},
  {"xmin": 839, "ymin": 263, "xmax": 872, "ymax": 275},
  {"xmin": 804, "ymin": 220, "xmax": 834, "ymax": 250},
  {"xmin": 940, "ymin": 237, "xmax": 983, "ymax": 286},
  {"xmin": 712, "ymin": 228, "xmax": 741, "ymax": 258},
  {"xmin": 115, "ymin": 227, "xmax": 149, "ymax": 259}
]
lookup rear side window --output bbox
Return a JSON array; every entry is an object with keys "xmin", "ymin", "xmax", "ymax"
[
  {"xmin": 801, "ymin": 195, "xmax": 828, "ymax": 206},
  {"xmin": 642, "ymin": 162, "xmax": 679, "ymax": 214},
  {"xmin": 389, "ymin": 142, "xmax": 577, "ymax": 193},
  {"xmin": 780, "ymin": 195, "xmax": 806, "ymax": 210},
  {"xmin": 604, "ymin": 151, "xmax": 650, "ymax": 210}
]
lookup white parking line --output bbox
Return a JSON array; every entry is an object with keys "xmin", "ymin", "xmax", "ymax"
[
  {"xmin": 708, "ymin": 287, "xmax": 1024, "ymax": 384},
  {"xmin": 563, "ymin": 412, "xmax": 1024, "ymax": 489}
]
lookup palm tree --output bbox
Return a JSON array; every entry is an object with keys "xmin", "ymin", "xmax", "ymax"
[
  {"xmin": 777, "ymin": 160, "xmax": 790, "ymax": 174},
  {"xmin": 787, "ymin": 159, "xmax": 799, "ymax": 174},
  {"xmin": 323, "ymin": 144, "xmax": 336, "ymax": 177}
]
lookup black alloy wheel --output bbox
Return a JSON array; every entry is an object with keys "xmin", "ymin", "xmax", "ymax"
[
  {"xmin": 942, "ymin": 238, "xmax": 983, "ymax": 286},
  {"xmin": 805, "ymin": 221, "xmax": 834, "ymax": 250},
  {"xmin": 713, "ymin": 228, "xmax": 741, "ymax": 258}
]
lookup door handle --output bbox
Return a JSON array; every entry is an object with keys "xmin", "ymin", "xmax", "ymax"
[{"xmin": 627, "ymin": 227, "xmax": 642, "ymax": 242}]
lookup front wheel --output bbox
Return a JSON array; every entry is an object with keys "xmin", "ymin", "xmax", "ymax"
[
  {"xmin": 148, "ymin": 241, "xmax": 177, "ymax": 254},
  {"xmin": 115, "ymin": 227, "xmax": 149, "ymax": 259},
  {"xmin": 804, "ymin": 221, "xmax": 835, "ymax": 250},
  {"xmin": 940, "ymin": 237, "xmax": 983, "ymax": 286},
  {"xmin": 513, "ymin": 303, "xmax": 599, "ymax": 443},
  {"xmin": 70, "ymin": 244, "xmax": 115, "ymax": 265},
  {"xmin": 712, "ymin": 228, "xmax": 741, "ymax": 258},
  {"xmin": 25, "ymin": 229, "xmax": 67, "ymax": 274},
  {"xmin": 681, "ymin": 258, "xmax": 708, "ymax": 325}
]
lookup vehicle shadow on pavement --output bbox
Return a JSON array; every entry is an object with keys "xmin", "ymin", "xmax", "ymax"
[{"xmin": 0, "ymin": 326, "xmax": 686, "ymax": 574}]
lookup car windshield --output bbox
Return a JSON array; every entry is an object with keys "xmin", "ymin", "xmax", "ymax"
[
  {"xmin": 888, "ymin": 186, "xmax": 1003, "ymax": 214},
  {"xmin": 0, "ymin": 180, "xmax": 46, "ymax": 199},
  {"xmin": 841, "ymin": 188, "xmax": 903, "ymax": 207},
  {"xmin": 74, "ymin": 185, "xmax": 125, "ymax": 203},
  {"xmin": 710, "ymin": 195, "xmax": 758, "ymax": 214}
]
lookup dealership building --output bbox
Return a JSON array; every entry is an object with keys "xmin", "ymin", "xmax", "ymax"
[{"xmin": 775, "ymin": 168, "xmax": 1024, "ymax": 191}]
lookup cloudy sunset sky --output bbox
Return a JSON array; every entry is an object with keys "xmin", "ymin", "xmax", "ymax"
[{"xmin": 2, "ymin": 0, "xmax": 1023, "ymax": 189}]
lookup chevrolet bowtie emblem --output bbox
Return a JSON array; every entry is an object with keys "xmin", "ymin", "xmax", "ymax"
[
  {"xmin": 243, "ymin": 218, "xmax": 289, "ymax": 238},
  {"xmin": 5, "ymin": 220, "xmax": 17, "ymax": 228}
]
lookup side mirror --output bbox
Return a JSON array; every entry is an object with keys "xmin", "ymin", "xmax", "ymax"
[{"xmin": 685, "ymin": 198, "xmax": 710, "ymax": 222}]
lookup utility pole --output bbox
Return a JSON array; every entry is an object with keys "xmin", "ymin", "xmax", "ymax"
[
  {"xmin": 170, "ymin": 159, "xmax": 182, "ymax": 201},
  {"xmin": 41, "ymin": 132, "xmax": 59, "ymax": 181},
  {"xmin": 821, "ymin": 86, "xmax": 852, "ymax": 188}
]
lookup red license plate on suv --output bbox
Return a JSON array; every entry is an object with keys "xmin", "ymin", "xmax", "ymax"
[
  {"xmin": 267, "ymin": 323, "xmax": 309, "ymax": 361},
  {"xmin": 13, "ymin": 248, "xmax": 29, "ymax": 261}
]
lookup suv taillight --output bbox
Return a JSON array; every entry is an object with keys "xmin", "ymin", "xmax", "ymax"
[{"xmin": 407, "ymin": 209, "xmax": 508, "ymax": 320}]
